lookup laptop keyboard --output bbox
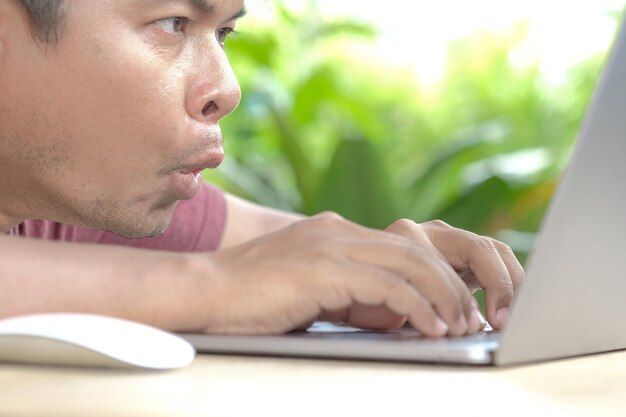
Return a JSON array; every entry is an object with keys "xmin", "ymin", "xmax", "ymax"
[{"xmin": 301, "ymin": 321, "xmax": 501, "ymax": 350}]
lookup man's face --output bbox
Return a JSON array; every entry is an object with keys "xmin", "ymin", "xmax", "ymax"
[{"xmin": 0, "ymin": 0, "xmax": 243, "ymax": 237}]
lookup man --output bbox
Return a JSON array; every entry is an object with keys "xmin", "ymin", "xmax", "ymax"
[{"xmin": 0, "ymin": 0, "xmax": 523, "ymax": 338}]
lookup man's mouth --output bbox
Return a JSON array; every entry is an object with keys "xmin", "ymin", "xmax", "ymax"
[
  {"xmin": 179, "ymin": 150, "xmax": 224, "ymax": 175},
  {"xmin": 180, "ymin": 167, "xmax": 205, "ymax": 176}
]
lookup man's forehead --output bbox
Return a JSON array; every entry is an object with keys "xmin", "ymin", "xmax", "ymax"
[
  {"xmin": 139, "ymin": 0, "xmax": 247, "ymax": 19},
  {"xmin": 142, "ymin": 0, "xmax": 214, "ymax": 14}
]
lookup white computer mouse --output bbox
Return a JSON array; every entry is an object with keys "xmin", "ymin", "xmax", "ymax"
[{"xmin": 0, "ymin": 313, "xmax": 196, "ymax": 370}]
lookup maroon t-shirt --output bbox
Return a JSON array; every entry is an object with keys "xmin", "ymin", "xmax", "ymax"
[{"xmin": 7, "ymin": 182, "xmax": 227, "ymax": 252}]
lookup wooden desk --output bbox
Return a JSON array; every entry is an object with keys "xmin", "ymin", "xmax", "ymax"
[{"xmin": 1, "ymin": 351, "xmax": 625, "ymax": 417}]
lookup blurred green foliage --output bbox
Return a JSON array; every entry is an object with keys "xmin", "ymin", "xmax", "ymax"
[{"xmin": 205, "ymin": 1, "xmax": 615, "ymax": 262}]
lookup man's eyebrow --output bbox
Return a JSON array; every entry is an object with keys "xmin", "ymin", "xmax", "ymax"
[
  {"xmin": 147, "ymin": 0, "xmax": 247, "ymax": 20},
  {"xmin": 189, "ymin": 0, "xmax": 215, "ymax": 14},
  {"xmin": 229, "ymin": 4, "xmax": 247, "ymax": 20}
]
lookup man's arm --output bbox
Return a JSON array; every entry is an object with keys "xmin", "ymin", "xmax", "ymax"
[
  {"xmin": 0, "ymin": 235, "xmax": 213, "ymax": 331},
  {"xmin": 220, "ymin": 193, "xmax": 305, "ymax": 248},
  {"xmin": 0, "ymin": 193, "xmax": 522, "ymax": 337}
]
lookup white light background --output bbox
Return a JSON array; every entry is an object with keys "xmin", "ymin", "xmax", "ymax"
[{"xmin": 249, "ymin": 0, "xmax": 624, "ymax": 85}]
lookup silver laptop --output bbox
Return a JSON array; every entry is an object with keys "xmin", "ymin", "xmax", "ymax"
[{"xmin": 181, "ymin": 12, "xmax": 626, "ymax": 366}]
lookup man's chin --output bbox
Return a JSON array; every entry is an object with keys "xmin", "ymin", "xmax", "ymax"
[
  {"xmin": 95, "ymin": 207, "xmax": 176, "ymax": 239},
  {"xmin": 118, "ymin": 226, "xmax": 167, "ymax": 239},
  {"xmin": 101, "ymin": 221, "xmax": 168, "ymax": 239},
  {"xmin": 65, "ymin": 195, "xmax": 179, "ymax": 238}
]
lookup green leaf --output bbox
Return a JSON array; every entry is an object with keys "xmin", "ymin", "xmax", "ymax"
[
  {"xmin": 406, "ymin": 122, "xmax": 509, "ymax": 221},
  {"xmin": 293, "ymin": 65, "xmax": 340, "ymax": 125},
  {"xmin": 269, "ymin": 105, "xmax": 319, "ymax": 211},
  {"xmin": 436, "ymin": 175, "xmax": 514, "ymax": 233},
  {"xmin": 228, "ymin": 33, "xmax": 279, "ymax": 68},
  {"xmin": 312, "ymin": 135, "xmax": 398, "ymax": 228}
]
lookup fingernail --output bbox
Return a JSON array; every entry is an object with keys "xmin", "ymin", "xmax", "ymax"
[
  {"xmin": 469, "ymin": 309, "xmax": 487, "ymax": 332},
  {"xmin": 496, "ymin": 307, "xmax": 510, "ymax": 326},
  {"xmin": 434, "ymin": 318, "xmax": 449, "ymax": 337}
]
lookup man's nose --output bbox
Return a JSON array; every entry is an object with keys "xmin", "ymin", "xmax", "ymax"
[{"xmin": 185, "ymin": 47, "xmax": 241, "ymax": 125}]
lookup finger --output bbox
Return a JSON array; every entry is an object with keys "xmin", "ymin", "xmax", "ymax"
[
  {"xmin": 462, "ymin": 239, "xmax": 513, "ymax": 330},
  {"xmin": 384, "ymin": 221, "xmax": 482, "ymax": 334},
  {"xmin": 481, "ymin": 238, "xmax": 525, "ymax": 328},
  {"xmin": 487, "ymin": 238, "xmax": 525, "ymax": 292},
  {"xmin": 450, "ymin": 272, "xmax": 486, "ymax": 333},
  {"xmin": 336, "ymin": 239, "xmax": 473, "ymax": 336},
  {"xmin": 318, "ymin": 263, "xmax": 449, "ymax": 337},
  {"xmin": 425, "ymin": 223, "xmax": 514, "ymax": 330},
  {"xmin": 310, "ymin": 215, "xmax": 475, "ymax": 334}
]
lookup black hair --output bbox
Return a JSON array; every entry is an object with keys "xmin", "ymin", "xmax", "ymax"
[{"xmin": 17, "ymin": 0, "xmax": 66, "ymax": 43}]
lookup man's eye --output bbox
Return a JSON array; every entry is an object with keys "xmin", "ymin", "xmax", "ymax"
[
  {"xmin": 217, "ymin": 27, "xmax": 237, "ymax": 47},
  {"xmin": 155, "ymin": 17, "xmax": 187, "ymax": 33}
]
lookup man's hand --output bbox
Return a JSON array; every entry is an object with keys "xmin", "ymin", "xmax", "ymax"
[
  {"xmin": 385, "ymin": 219, "xmax": 524, "ymax": 329},
  {"xmin": 198, "ymin": 213, "xmax": 524, "ymax": 337}
]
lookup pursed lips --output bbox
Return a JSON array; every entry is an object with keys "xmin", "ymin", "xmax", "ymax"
[
  {"xmin": 172, "ymin": 130, "xmax": 225, "ymax": 176},
  {"xmin": 167, "ymin": 135, "xmax": 224, "ymax": 200},
  {"xmin": 179, "ymin": 150, "xmax": 224, "ymax": 175}
]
